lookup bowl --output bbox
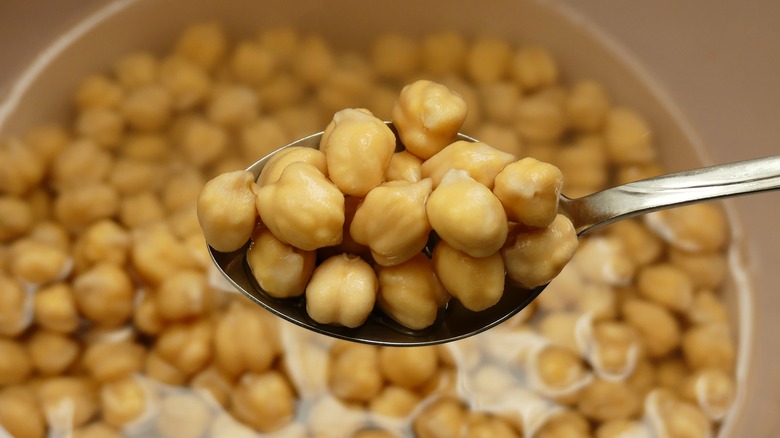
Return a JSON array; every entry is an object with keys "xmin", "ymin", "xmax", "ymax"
[{"xmin": 0, "ymin": 0, "xmax": 778, "ymax": 436}]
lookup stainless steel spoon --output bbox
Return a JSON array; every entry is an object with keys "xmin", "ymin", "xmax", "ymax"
[{"xmin": 209, "ymin": 123, "xmax": 780, "ymax": 346}]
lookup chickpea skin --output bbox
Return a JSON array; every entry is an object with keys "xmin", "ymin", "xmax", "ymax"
[
  {"xmin": 433, "ymin": 240, "xmax": 505, "ymax": 312},
  {"xmin": 305, "ymin": 254, "xmax": 378, "ymax": 328},
  {"xmin": 197, "ymin": 170, "xmax": 258, "ymax": 252},
  {"xmin": 426, "ymin": 169, "xmax": 508, "ymax": 258}
]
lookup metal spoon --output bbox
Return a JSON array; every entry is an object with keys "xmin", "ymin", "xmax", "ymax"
[{"xmin": 209, "ymin": 123, "xmax": 780, "ymax": 346}]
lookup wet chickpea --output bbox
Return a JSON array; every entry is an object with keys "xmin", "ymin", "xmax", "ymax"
[
  {"xmin": 306, "ymin": 254, "xmax": 377, "ymax": 328},
  {"xmin": 0, "ymin": 385, "xmax": 46, "ymax": 438},
  {"xmin": 72, "ymin": 263, "xmax": 134, "ymax": 327},
  {"xmin": 427, "ymin": 169, "xmax": 508, "ymax": 257},
  {"xmin": 377, "ymin": 253, "xmax": 450, "ymax": 330},
  {"xmin": 37, "ymin": 376, "xmax": 98, "ymax": 428},
  {"xmin": 258, "ymin": 146, "xmax": 328, "ymax": 187},
  {"xmin": 231, "ymin": 371, "xmax": 296, "ymax": 433},
  {"xmin": 329, "ymin": 343, "xmax": 384, "ymax": 402},
  {"xmin": 196, "ymin": 170, "xmax": 258, "ymax": 253},
  {"xmin": 379, "ymin": 345, "xmax": 439, "ymax": 389},
  {"xmin": 392, "ymin": 80, "xmax": 467, "ymax": 159},
  {"xmin": 422, "ymin": 140, "xmax": 516, "ymax": 190},
  {"xmin": 100, "ymin": 376, "xmax": 149, "ymax": 428},
  {"xmin": 493, "ymin": 157, "xmax": 563, "ymax": 228},
  {"xmin": 386, "ymin": 150, "xmax": 423, "ymax": 183},
  {"xmin": 247, "ymin": 227, "xmax": 316, "ymax": 298},
  {"xmin": 350, "ymin": 179, "xmax": 433, "ymax": 266},
  {"xmin": 27, "ymin": 330, "xmax": 80, "ymax": 376},
  {"xmin": 432, "ymin": 240, "xmax": 505, "ymax": 312}
]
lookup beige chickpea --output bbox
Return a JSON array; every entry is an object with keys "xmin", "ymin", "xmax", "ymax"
[
  {"xmin": 319, "ymin": 108, "xmax": 395, "ymax": 196},
  {"xmin": 535, "ymin": 411, "xmax": 591, "ymax": 438},
  {"xmin": 421, "ymin": 31, "xmax": 467, "ymax": 75},
  {"xmin": 214, "ymin": 301, "xmax": 280, "ymax": 378},
  {"xmin": 73, "ymin": 219, "xmax": 131, "ymax": 272},
  {"xmin": 646, "ymin": 389, "xmax": 711, "ymax": 438},
  {"xmin": 231, "ymin": 371, "xmax": 296, "ymax": 432},
  {"xmin": 51, "ymin": 139, "xmax": 112, "ymax": 191},
  {"xmin": 159, "ymin": 55, "xmax": 212, "ymax": 110},
  {"xmin": 377, "ymin": 253, "xmax": 449, "ymax": 330},
  {"xmin": 37, "ymin": 376, "xmax": 98, "ymax": 428},
  {"xmin": 606, "ymin": 219, "xmax": 664, "ymax": 267},
  {"xmin": 258, "ymin": 26, "xmax": 299, "ymax": 64},
  {"xmin": 240, "ymin": 118, "xmax": 290, "ymax": 163},
  {"xmin": 604, "ymin": 107, "xmax": 655, "ymax": 165},
  {"xmin": 54, "ymin": 183, "xmax": 120, "ymax": 232},
  {"xmin": 655, "ymin": 358, "xmax": 691, "ymax": 391},
  {"xmin": 114, "ymin": 50, "xmax": 158, "ymax": 88},
  {"xmin": 474, "ymin": 123, "xmax": 524, "ymax": 157},
  {"xmin": 0, "ymin": 385, "xmax": 46, "ymax": 438},
  {"xmin": 386, "ymin": 150, "xmax": 423, "ymax": 183},
  {"xmin": 24, "ymin": 123, "xmax": 69, "ymax": 165},
  {"xmin": 247, "ymin": 227, "xmax": 316, "ymax": 298},
  {"xmin": 465, "ymin": 36, "xmax": 512, "ymax": 84},
  {"xmin": 510, "ymin": 45, "xmax": 559, "ymax": 91},
  {"xmin": 0, "ymin": 274, "xmax": 32, "ymax": 336},
  {"xmin": 680, "ymin": 368, "xmax": 736, "ymax": 420},
  {"xmin": 595, "ymin": 420, "xmax": 650, "ymax": 438},
  {"xmin": 118, "ymin": 191, "xmax": 166, "ymax": 229},
  {"xmin": 74, "ymin": 73, "xmax": 124, "ymax": 109},
  {"xmin": 669, "ymin": 247, "xmax": 727, "ymax": 290},
  {"xmin": 76, "ymin": 107, "xmax": 124, "ymax": 149},
  {"xmin": 645, "ymin": 203, "xmax": 729, "ymax": 253},
  {"xmin": 108, "ymin": 158, "xmax": 164, "ymax": 196},
  {"xmin": 197, "ymin": 170, "xmax": 258, "ymax": 253},
  {"xmin": 350, "ymin": 179, "xmax": 433, "ymax": 266},
  {"xmin": 292, "ymin": 35, "xmax": 335, "ymax": 86},
  {"xmin": 493, "ymin": 157, "xmax": 562, "ymax": 228},
  {"xmin": 33, "ymin": 282, "xmax": 79, "ymax": 334},
  {"xmin": 174, "ymin": 22, "xmax": 227, "ymax": 71},
  {"xmin": 156, "ymin": 392, "xmax": 214, "ymax": 438},
  {"xmin": 0, "ymin": 196, "xmax": 33, "ymax": 241},
  {"xmin": 317, "ymin": 54, "xmax": 374, "ymax": 117},
  {"xmin": 556, "ymin": 135, "xmax": 609, "ymax": 195},
  {"xmin": 100, "ymin": 375, "xmax": 149, "ymax": 428},
  {"xmin": 0, "ymin": 338, "xmax": 32, "ymax": 385},
  {"xmin": 27, "ymin": 222, "xmax": 68, "ymax": 254},
  {"xmin": 72, "ymin": 263, "xmax": 134, "ymax": 327},
  {"xmin": 0, "ymin": 139, "xmax": 45, "ymax": 197},
  {"xmin": 258, "ymin": 146, "xmax": 327, "ymax": 187},
  {"xmin": 154, "ymin": 269, "xmax": 215, "ymax": 321},
  {"xmin": 144, "ymin": 351, "xmax": 186, "ymax": 386},
  {"xmin": 162, "ymin": 168, "xmax": 205, "ymax": 213},
  {"xmin": 427, "ymin": 169, "xmax": 508, "ymax": 257},
  {"xmin": 622, "ymin": 298, "xmax": 681, "ymax": 358},
  {"xmin": 637, "ymin": 263, "xmax": 694, "ymax": 312},
  {"xmin": 261, "ymin": 163, "xmax": 341, "ymax": 247},
  {"xmin": 566, "ymin": 80, "xmax": 611, "ymax": 132},
  {"xmin": 422, "ymin": 141, "xmax": 516, "ymax": 190},
  {"xmin": 207, "ymin": 84, "xmax": 259, "ymax": 128},
  {"xmin": 191, "ymin": 366, "xmax": 233, "ymax": 407},
  {"xmin": 369, "ymin": 385, "xmax": 421, "ymax": 419},
  {"xmin": 176, "ymin": 116, "xmax": 228, "ymax": 167},
  {"xmin": 379, "ymin": 345, "xmax": 439, "ymax": 389},
  {"xmin": 576, "ymin": 283, "xmax": 618, "ymax": 320},
  {"xmin": 133, "ymin": 289, "xmax": 165, "ymax": 336},
  {"xmin": 392, "ymin": 80, "xmax": 468, "ymax": 160},
  {"xmin": 230, "ymin": 40, "xmax": 276, "ymax": 85},
  {"xmin": 24, "ymin": 189, "xmax": 53, "ymax": 223},
  {"xmin": 26, "ymin": 330, "xmax": 80, "ymax": 376},
  {"xmin": 413, "ymin": 397, "xmax": 467, "ymax": 438},
  {"xmin": 514, "ymin": 95, "xmax": 568, "ymax": 143},
  {"xmin": 305, "ymin": 254, "xmax": 377, "ymax": 328},
  {"xmin": 121, "ymin": 84, "xmax": 173, "ymax": 131},
  {"xmin": 371, "ymin": 33, "xmax": 420, "ymax": 80},
  {"xmin": 256, "ymin": 73, "xmax": 307, "ymax": 113},
  {"xmin": 502, "ymin": 214, "xmax": 578, "ymax": 288},
  {"xmin": 118, "ymin": 132, "xmax": 170, "ymax": 161},
  {"xmin": 432, "ymin": 240, "xmax": 505, "ymax": 312},
  {"xmin": 577, "ymin": 378, "xmax": 641, "ymax": 422},
  {"xmin": 439, "ymin": 76, "xmax": 482, "ymax": 132},
  {"xmin": 537, "ymin": 311, "xmax": 582, "ymax": 353},
  {"xmin": 353, "ymin": 429, "xmax": 400, "ymax": 438},
  {"xmin": 82, "ymin": 339, "xmax": 145, "ymax": 383},
  {"xmin": 154, "ymin": 319, "xmax": 213, "ymax": 377},
  {"xmin": 682, "ymin": 322, "xmax": 735, "ymax": 372},
  {"xmin": 328, "ymin": 343, "xmax": 384, "ymax": 402},
  {"xmin": 478, "ymin": 81, "xmax": 522, "ymax": 125},
  {"xmin": 572, "ymin": 235, "xmax": 636, "ymax": 286},
  {"xmin": 686, "ymin": 290, "xmax": 730, "ymax": 326},
  {"xmin": 531, "ymin": 344, "xmax": 589, "ymax": 397}
]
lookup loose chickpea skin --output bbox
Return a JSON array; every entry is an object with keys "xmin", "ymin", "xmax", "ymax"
[
  {"xmin": 432, "ymin": 240, "xmax": 505, "ymax": 312},
  {"xmin": 377, "ymin": 253, "xmax": 449, "ymax": 330},
  {"xmin": 350, "ymin": 179, "xmax": 433, "ymax": 266},
  {"xmin": 231, "ymin": 371, "xmax": 297, "ymax": 433},
  {"xmin": 646, "ymin": 389, "xmax": 711, "ymax": 438},
  {"xmin": 392, "ymin": 80, "xmax": 468, "ymax": 160},
  {"xmin": 680, "ymin": 368, "xmax": 736, "ymax": 420},
  {"xmin": 422, "ymin": 140, "xmax": 516, "ymax": 189},
  {"xmin": 156, "ymin": 392, "xmax": 214, "ymax": 438},
  {"xmin": 645, "ymin": 203, "xmax": 729, "ymax": 253},
  {"xmin": 306, "ymin": 254, "xmax": 378, "ymax": 328}
]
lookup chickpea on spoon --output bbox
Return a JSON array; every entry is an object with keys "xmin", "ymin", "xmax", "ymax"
[{"xmin": 198, "ymin": 80, "xmax": 780, "ymax": 347}]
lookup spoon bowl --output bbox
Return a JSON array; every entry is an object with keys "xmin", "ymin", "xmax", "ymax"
[{"xmin": 209, "ymin": 123, "xmax": 780, "ymax": 346}]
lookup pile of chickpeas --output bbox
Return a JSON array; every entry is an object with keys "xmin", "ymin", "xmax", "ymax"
[{"xmin": 0, "ymin": 22, "xmax": 736, "ymax": 438}]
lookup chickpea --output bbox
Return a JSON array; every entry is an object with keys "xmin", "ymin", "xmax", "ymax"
[
  {"xmin": 350, "ymin": 179, "xmax": 433, "ymax": 266},
  {"xmin": 354, "ymin": 430, "xmax": 399, "ymax": 438},
  {"xmin": 73, "ymin": 219, "xmax": 131, "ymax": 272},
  {"xmin": 493, "ymin": 157, "xmax": 562, "ymax": 228},
  {"xmin": 292, "ymin": 35, "xmax": 335, "ymax": 86},
  {"xmin": 0, "ymin": 139, "xmax": 45, "ymax": 196},
  {"xmin": 432, "ymin": 240, "xmax": 505, "ymax": 312},
  {"xmin": 209, "ymin": 413, "xmax": 271, "ymax": 438},
  {"xmin": 240, "ymin": 118, "xmax": 290, "ymax": 164},
  {"xmin": 191, "ymin": 366, "xmax": 233, "ymax": 407},
  {"xmin": 247, "ymin": 227, "xmax": 316, "ymax": 298},
  {"xmin": 0, "ymin": 274, "xmax": 32, "ymax": 336},
  {"xmin": 386, "ymin": 150, "xmax": 423, "ymax": 183},
  {"xmin": 371, "ymin": 33, "xmax": 420, "ymax": 81},
  {"xmin": 100, "ymin": 376, "xmax": 149, "ymax": 428},
  {"xmin": 156, "ymin": 392, "xmax": 214, "ymax": 438},
  {"xmin": 73, "ymin": 423, "xmax": 121, "ymax": 438},
  {"xmin": 196, "ymin": 170, "xmax": 258, "ymax": 252},
  {"xmin": 308, "ymin": 395, "xmax": 368, "ymax": 438},
  {"xmin": 537, "ymin": 311, "xmax": 582, "ymax": 353},
  {"xmin": 317, "ymin": 54, "xmax": 374, "ymax": 118},
  {"xmin": 76, "ymin": 107, "xmax": 124, "ymax": 149},
  {"xmin": 421, "ymin": 31, "xmax": 467, "ymax": 76},
  {"xmin": 114, "ymin": 50, "xmax": 158, "ymax": 88},
  {"xmin": 379, "ymin": 345, "xmax": 439, "ymax": 389},
  {"xmin": 392, "ymin": 80, "xmax": 467, "ymax": 160},
  {"xmin": 154, "ymin": 269, "xmax": 215, "ymax": 321},
  {"xmin": 577, "ymin": 378, "xmax": 641, "ymax": 422},
  {"xmin": 502, "ymin": 214, "xmax": 578, "ymax": 288},
  {"xmin": 637, "ymin": 263, "xmax": 694, "ymax": 312},
  {"xmin": 377, "ymin": 253, "xmax": 449, "ymax": 330},
  {"xmin": 680, "ymin": 368, "xmax": 736, "ymax": 420},
  {"xmin": 646, "ymin": 203, "xmax": 729, "ymax": 253},
  {"xmin": 646, "ymin": 389, "xmax": 711, "ymax": 438},
  {"xmin": 82, "ymin": 339, "xmax": 145, "ymax": 383},
  {"xmin": 154, "ymin": 319, "xmax": 213, "ymax": 376},
  {"xmin": 32, "ymin": 283, "xmax": 78, "ymax": 334},
  {"xmin": 328, "ymin": 343, "xmax": 384, "ymax": 402},
  {"xmin": 427, "ymin": 169, "xmax": 508, "ymax": 257},
  {"xmin": 606, "ymin": 219, "xmax": 663, "ymax": 267},
  {"xmin": 230, "ymin": 40, "xmax": 276, "ymax": 85},
  {"xmin": 655, "ymin": 358, "xmax": 691, "ymax": 391},
  {"xmin": 144, "ymin": 351, "xmax": 186, "ymax": 386},
  {"xmin": 669, "ymin": 247, "xmax": 728, "ymax": 290},
  {"xmin": 514, "ymin": 95, "xmax": 567, "ymax": 143},
  {"xmin": 26, "ymin": 330, "xmax": 80, "ymax": 376},
  {"xmin": 584, "ymin": 322, "xmax": 639, "ymax": 379},
  {"xmin": 439, "ymin": 76, "xmax": 482, "ymax": 132},
  {"xmin": 422, "ymin": 141, "xmax": 516, "ymax": 190},
  {"xmin": 176, "ymin": 116, "xmax": 228, "ymax": 167},
  {"xmin": 511, "ymin": 45, "xmax": 559, "ymax": 91},
  {"xmin": 682, "ymin": 323, "xmax": 735, "ymax": 372},
  {"xmin": 256, "ymin": 162, "xmax": 344, "ymax": 250},
  {"xmin": 595, "ymin": 420, "xmax": 650, "ymax": 438},
  {"xmin": 566, "ymin": 80, "xmax": 610, "ymax": 132},
  {"xmin": 72, "ymin": 263, "xmax": 134, "ymax": 327},
  {"xmin": 24, "ymin": 123, "xmax": 69, "ymax": 165},
  {"xmin": 467, "ymin": 364, "xmax": 519, "ymax": 400},
  {"xmin": 121, "ymin": 84, "xmax": 173, "ymax": 131},
  {"xmin": 530, "ymin": 344, "xmax": 589, "ymax": 398},
  {"xmin": 556, "ymin": 135, "xmax": 609, "ymax": 195},
  {"xmin": 474, "ymin": 123, "xmax": 524, "ymax": 157},
  {"xmin": 37, "ymin": 376, "xmax": 98, "ymax": 428},
  {"xmin": 159, "ymin": 55, "xmax": 212, "ymax": 110},
  {"xmin": 54, "ymin": 183, "xmax": 120, "ymax": 232},
  {"xmin": 256, "ymin": 73, "xmax": 307, "ymax": 112},
  {"xmin": 305, "ymin": 254, "xmax": 377, "ymax": 328},
  {"xmin": 214, "ymin": 301, "xmax": 280, "ymax": 378},
  {"xmin": 131, "ymin": 223, "xmax": 202, "ymax": 285},
  {"xmin": 622, "ymin": 298, "xmax": 681, "ymax": 358},
  {"xmin": 535, "ymin": 411, "xmax": 591, "ymax": 438},
  {"xmin": 74, "ymin": 73, "xmax": 124, "ymax": 110},
  {"xmin": 118, "ymin": 191, "xmax": 166, "ymax": 229},
  {"xmin": 686, "ymin": 290, "xmax": 730, "ymax": 326},
  {"xmin": 0, "ymin": 385, "xmax": 46, "ymax": 438},
  {"xmin": 0, "ymin": 195, "xmax": 33, "ymax": 241},
  {"xmin": 465, "ymin": 414, "xmax": 520, "ymax": 438},
  {"xmin": 465, "ymin": 36, "xmax": 512, "ymax": 84},
  {"xmin": 258, "ymin": 146, "xmax": 328, "ymax": 187},
  {"xmin": 369, "ymin": 385, "xmax": 421, "ymax": 420},
  {"xmin": 207, "ymin": 84, "xmax": 259, "ymax": 128},
  {"xmin": 173, "ymin": 22, "xmax": 227, "ymax": 71},
  {"xmin": 413, "ymin": 397, "xmax": 467, "ymax": 438},
  {"xmin": 119, "ymin": 133, "xmax": 170, "ymax": 162},
  {"xmin": 604, "ymin": 107, "xmax": 655, "ymax": 165},
  {"xmin": 572, "ymin": 235, "xmax": 636, "ymax": 286},
  {"xmin": 0, "ymin": 338, "xmax": 32, "ymax": 385},
  {"xmin": 231, "ymin": 371, "xmax": 296, "ymax": 432}
]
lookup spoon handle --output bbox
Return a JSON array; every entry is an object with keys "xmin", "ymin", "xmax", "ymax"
[{"xmin": 560, "ymin": 154, "xmax": 780, "ymax": 235}]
